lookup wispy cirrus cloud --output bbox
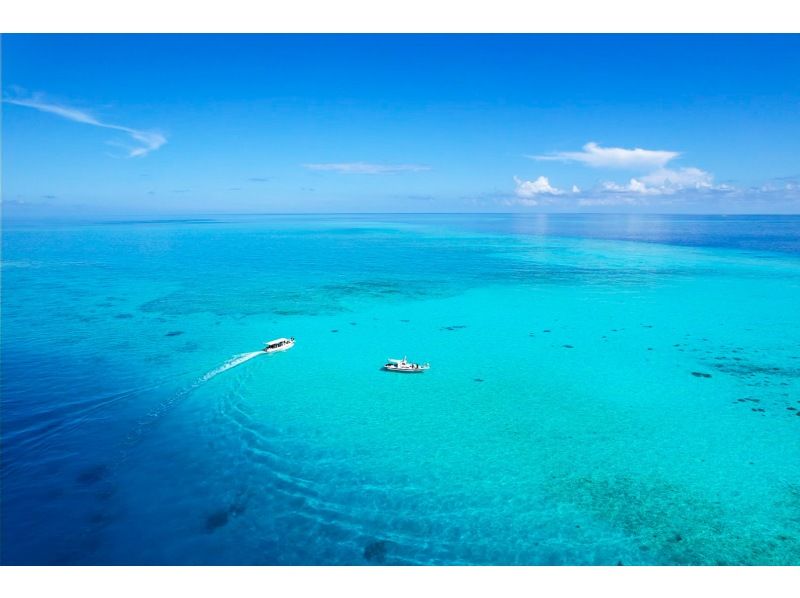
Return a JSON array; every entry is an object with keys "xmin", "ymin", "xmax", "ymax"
[
  {"xmin": 531, "ymin": 142, "xmax": 679, "ymax": 170},
  {"xmin": 4, "ymin": 90, "xmax": 166, "ymax": 157},
  {"xmin": 303, "ymin": 162, "xmax": 430, "ymax": 174}
]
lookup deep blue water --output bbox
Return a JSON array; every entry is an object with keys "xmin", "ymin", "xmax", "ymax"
[{"xmin": 2, "ymin": 214, "xmax": 799, "ymax": 565}]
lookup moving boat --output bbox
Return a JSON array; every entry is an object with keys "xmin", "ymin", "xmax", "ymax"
[
  {"xmin": 263, "ymin": 337, "xmax": 295, "ymax": 353},
  {"xmin": 383, "ymin": 357, "xmax": 430, "ymax": 373}
]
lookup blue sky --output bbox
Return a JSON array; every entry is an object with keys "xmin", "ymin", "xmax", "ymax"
[{"xmin": 3, "ymin": 34, "xmax": 799, "ymax": 216}]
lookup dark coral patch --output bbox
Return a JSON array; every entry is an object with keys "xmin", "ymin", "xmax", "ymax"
[
  {"xmin": 363, "ymin": 540, "xmax": 388, "ymax": 563},
  {"xmin": 669, "ymin": 533, "xmax": 683, "ymax": 543},
  {"xmin": 273, "ymin": 308, "xmax": 314, "ymax": 316},
  {"xmin": 691, "ymin": 372, "xmax": 712, "ymax": 378},
  {"xmin": 205, "ymin": 510, "xmax": 229, "ymax": 532},
  {"xmin": 204, "ymin": 497, "xmax": 248, "ymax": 533},
  {"xmin": 474, "ymin": 378, "xmax": 484, "ymax": 383},
  {"xmin": 165, "ymin": 330, "xmax": 183, "ymax": 337},
  {"xmin": 76, "ymin": 464, "xmax": 111, "ymax": 486},
  {"xmin": 710, "ymin": 359, "xmax": 800, "ymax": 378},
  {"xmin": 562, "ymin": 344, "xmax": 574, "ymax": 349}
]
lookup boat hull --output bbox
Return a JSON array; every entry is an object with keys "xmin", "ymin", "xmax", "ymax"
[
  {"xmin": 383, "ymin": 366, "xmax": 429, "ymax": 373},
  {"xmin": 264, "ymin": 341, "xmax": 295, "ymax": 353}
]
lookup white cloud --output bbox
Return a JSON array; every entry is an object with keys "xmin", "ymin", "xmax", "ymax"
[
  {"xmin": 303, "ymin": 162, "xmax": 429, "ymax": 174},
  {"xmin": 514, "ymin": 175, "xmax": 564, "ymax": 198},
  {"xmin": 5, "ymin": 91, "xmax": 166, "ymax": 157},
  {"xmin": 532, "ymin": 141, "xmax": 679, "ymax": 170},
  {"xmin": 601, "ymin": 178, "xmax": 666, "ymax": 195},
  {"xmin": 5, "ymin": 97, "xmax": 102, "ymax": 125},
  {"xmin": 640, "ymin": 167, "xmax": 713, "ymax": 189},
  {"xmin": 125, "ymin": 130, "xmax": 167, "ymax": 157},
  {"xmin": 600, "ymin": 167, "xmax": 719, "ymax": 196},
  {"xmin": 526, "ymin": 141, "xmax": 727, "ymax": 198}
]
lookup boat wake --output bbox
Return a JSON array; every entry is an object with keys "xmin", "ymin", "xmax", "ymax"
[
  {"xmin": 199, "ymin": 351, "xmax": 264, "ymax": 382},
  {"xmin": 119, "ymin": 351, "xmax": 266, "ymax": 458}
]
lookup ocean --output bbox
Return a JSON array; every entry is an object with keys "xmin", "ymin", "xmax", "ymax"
[{"xmin": 2, "ymin": 213, "xmax": 799, "ymax": 565}]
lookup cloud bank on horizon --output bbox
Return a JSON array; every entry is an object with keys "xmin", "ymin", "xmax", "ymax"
[{"xmin": 512, "ymin": 142, "xmax": 736, "ymax": 207}]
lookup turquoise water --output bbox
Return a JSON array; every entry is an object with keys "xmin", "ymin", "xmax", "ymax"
[{"xmin": 2, "ymin": 214, "xmax": 800, "ymax": 565}]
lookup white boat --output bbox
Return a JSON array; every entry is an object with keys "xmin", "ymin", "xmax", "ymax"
[
  {"xmin": 263, "ymin": 337, "xmax": 295, "ymax": 353},
  {"xmin": 383, "ymin": 357, "xmax": 430, "ymax": 373}
]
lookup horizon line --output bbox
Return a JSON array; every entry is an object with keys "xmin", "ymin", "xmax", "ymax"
[{"xmin": 5, "ymin": 211, "xmax": 800, "ymax": 222}]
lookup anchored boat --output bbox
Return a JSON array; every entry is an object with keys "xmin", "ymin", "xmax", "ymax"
[
  {"xmin": 383, "ymin": 357, "xmax": 430, "ymax": 373},
  {"xmin": 263, "ymin": 337, "xmax": 295, "ymax": 353}
]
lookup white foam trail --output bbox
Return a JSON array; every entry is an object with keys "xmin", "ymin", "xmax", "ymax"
[
  {"xmin": 119, "ymin": 351, "xmax": 266, "ymax": 456},
  {"xmin": 199, "ymin": 351, "xmax": 265, "ymax": 382}
]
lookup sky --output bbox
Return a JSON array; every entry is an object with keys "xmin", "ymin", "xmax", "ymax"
[{"xmin": 2, "ymin": 34, "xmax": 800, "ymax": 217}]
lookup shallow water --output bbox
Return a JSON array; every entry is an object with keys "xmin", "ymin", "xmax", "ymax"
[{"xmin": 2, "ymin": 214, "xmax": 799, "ymax": 565}]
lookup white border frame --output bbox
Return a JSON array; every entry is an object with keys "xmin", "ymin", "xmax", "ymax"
[
  {"xmin": 2, "ymin": 0, "xmax": 800, "ymax": 33},
  {"xmin": 2, "ymin": 1, "xmax": 799, "ymax": 595}
]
